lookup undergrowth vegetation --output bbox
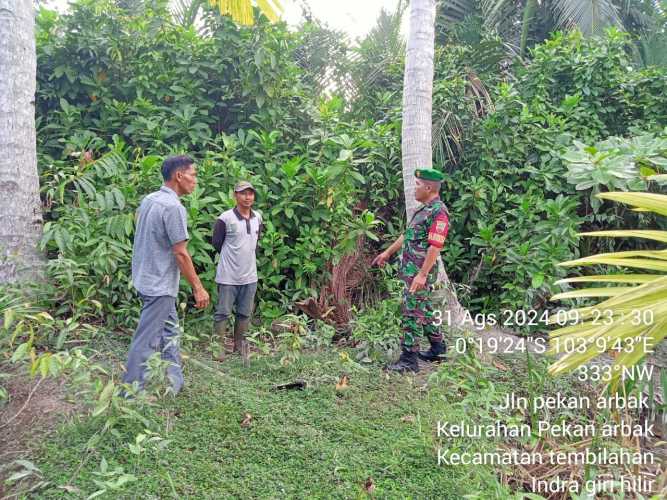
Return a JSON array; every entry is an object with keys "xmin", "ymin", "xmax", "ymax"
[
  {"xmin": 1, "ymin": 1, "xmax": 666, "ymax": 497},
  {"xmin": 23, "ymin": 1, "xmax": 665, "ymax": 339}
]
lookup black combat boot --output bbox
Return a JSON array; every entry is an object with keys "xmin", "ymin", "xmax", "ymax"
[
  {"xmin": 385, "ymin": 348, "xmax": 420, "ymax": 373},
  {"xmin": 418, "ymin": 340, "xmax": 447, "ymax": 363}
]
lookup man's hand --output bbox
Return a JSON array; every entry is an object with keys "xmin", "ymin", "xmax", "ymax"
[
  {"xmin": 193, "ymin": 286, "xmax": 210, "ymax": 309},
  {"xmin": 409, "ymin": 273, "xmax": 427, "ymax": 293},
  {"xmin": 371, "ymin": 251, "xmax": 390, "ymax": 267}
]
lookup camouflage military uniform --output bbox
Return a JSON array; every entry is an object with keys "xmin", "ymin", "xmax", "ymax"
[{"xmin": 398, "ymin": 198, "xmax": 449, "ymax": 351}]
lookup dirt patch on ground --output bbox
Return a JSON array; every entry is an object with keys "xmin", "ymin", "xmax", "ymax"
[{"xmin": 0, "ymin": 365, "xmax": 79, "ymax": 494}]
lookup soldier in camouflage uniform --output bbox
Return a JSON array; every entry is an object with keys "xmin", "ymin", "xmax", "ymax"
[{"xmin": 372, "ymin": 168, "xmax": 450, "ymax": 373}]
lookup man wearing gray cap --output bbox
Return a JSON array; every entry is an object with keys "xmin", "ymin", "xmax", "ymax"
[{"xmin": 211, "ymin": 181, "xmax": 263, "ymax": 361}]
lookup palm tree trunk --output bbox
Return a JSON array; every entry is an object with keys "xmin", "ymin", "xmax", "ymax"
[
  {"xmin": 520, "ymin": 0, "xmax": 538, "ymax": 56},
  {"xmin": 402, "ymin": 0, "xmax": 435, "ymax": 220},
  {"xmin": 402, "ymin": 0, "xmax": 471, "ymax": 327},
  {"xmin": 0, "ymin": 0, "xmax": 44, "ymax": 284}
]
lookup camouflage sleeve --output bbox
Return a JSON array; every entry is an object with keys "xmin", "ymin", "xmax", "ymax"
[{"xmin": 427, "ymin": 211, "xmax": 449, "ymax": 248}]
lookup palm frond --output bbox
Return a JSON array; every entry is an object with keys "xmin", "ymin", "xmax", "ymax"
[
  {"xmin": 480, "ymin": 0, "xmax": 514, "ymax": 29},
  {"xmin": 438, "ymin": 0, "xmax": 479, "ymax": 24},
  {"xmin": 481, "ymin": 0, "xmax": 524, "ymax": 42},
  {"xmin": 552, "ymin": 0, "xmax": 622, "ymax": 35},
  {"xmin": 555, "ymin": 274, "xmax": 661, "ymax": 284},
  {"xmin": 256, "ymin": 0, "xmax": 282, "ymax": 22},
  {"xmin": 551, "ymin": 286, "xmax": 637, "ymax": 299},
  {"xmin": 636, "ymin": 29, "xmax": 667, "ymax": 67},
  {"xmin": 432, "ymin": 110, "xmax": 464, "ymax": 167},
  {"xmin": 578, "ymin": 229, "xmax": 667, "ymax": 243},
  {"xmin": 549, "ymin": 191, "xmax": 667, "ymax": 390},
  {"xmin": 432, "ymin": 68, "xmax": 493, "ymax": 167},
  {"xmin": 171, "ymin": 0, "xmax": 204, "ymax": 28},
  {"xmin": 597, "ymin": 191, "xmax": 667, "ymax": 216}
]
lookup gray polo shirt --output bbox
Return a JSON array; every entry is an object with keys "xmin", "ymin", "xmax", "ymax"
[
  {"xmin": 214, "ymin": 208, "xmax": 262, "ymax": 285},
  {"xmin": 131, "ymin": 186, "xmax": 189, "ymax": 297}
]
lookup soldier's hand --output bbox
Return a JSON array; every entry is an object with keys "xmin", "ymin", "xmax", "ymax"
[
  {"xmin": 409, "ymin": 273, "xmax": 427, "ymax": 293},
  {"xmin": 372, "ymin": 251, "xmax": 390, "ymax": 267},
  {"xmin": 194, "ymin": 286, "xmax": 210, "ymax": 309}
]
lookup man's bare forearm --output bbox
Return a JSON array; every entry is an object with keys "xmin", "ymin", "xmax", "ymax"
[
  {"xmin": 418, "ymin": 246, "xmax": 440, "ymax": 277},
  {"xmin": 175, "ymin": 251, "xmax": 204, "ymax": 291},
  {"xmin": 384, "ymin": 234, "xmax": 404, "ymax": 256}
]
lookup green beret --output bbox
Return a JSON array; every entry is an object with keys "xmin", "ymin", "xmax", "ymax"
[{"xmin": 415, "ymin": 168, "xmax": 444, "ymax": 182}]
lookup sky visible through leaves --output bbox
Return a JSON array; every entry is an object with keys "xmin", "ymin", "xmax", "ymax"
[{"xmin": 43, "ymin": 0, "xmax": 407, "ymax": 41}]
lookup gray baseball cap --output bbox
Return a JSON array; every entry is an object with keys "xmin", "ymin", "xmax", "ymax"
[{"xmin": 234, "ymin": 181, "xmax": 256, "ymax": 193}]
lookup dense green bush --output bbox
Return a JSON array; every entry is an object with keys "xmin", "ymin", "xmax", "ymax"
[
  {"xmin": 35, "ymin": 0, "xmax": 313, "ymax": 157},
  {"xmin": 33, "ymin": 1, "xmax": 406, "ymax": 330},
  {"xmin": 32, "ymin": 1, "xmax": 667, "ymax": 332},
  {"xmin": 440, "ymin": 31, "xmax": 667, "ymax": 313},
  {"xmin": 345, "ymin": 26, "xmax": 667, "ymax": 315}
]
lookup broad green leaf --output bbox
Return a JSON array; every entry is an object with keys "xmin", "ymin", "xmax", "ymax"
[
  {"xmin": 40, "ymin": 355, "xmax": 50, "ymax": 378},
  {"xmin": 98, "ymin": 380, "xmax": 115, "ymax": 403},
  {"xmin": 14, "ymin": 460, "xmax": 39, "ymax": 471},
  {"xmin": 11, "ymin": 342, "xmax": 30, "ymax": 363},
  {"xmin": 6, "ymin": 470, "xmax": 34, "ymax": 483},
  {"xmin": 4, "ymin": 307, "xmax": 15, "ymax": 330},
  {"xmin": 531, "ymin": 273, "xmax": 544, "ymax": 288},
  {"xmin": 92, "ymin": 402, "xmax": 110, "ymax": 417}
]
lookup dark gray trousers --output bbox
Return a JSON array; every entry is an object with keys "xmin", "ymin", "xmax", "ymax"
[
  {"xmin": 123, "ymin": 294, "xmax": 183, "ymax": 393},
  {"xmin": 213, "ymin": 282, "xmax": 257, "ymax": 322}
]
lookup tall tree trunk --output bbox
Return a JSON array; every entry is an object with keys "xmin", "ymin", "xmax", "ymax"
[
  {"xmin": 401, "ymin": 0, "xmax": 469, "ymax": 327},
  {"xmin": 401, "ymin": 0, "xmax": 435, "ymax": 220},
  {"xmin": 0, "ymin": 0, "xmax": 44, "ymax": 284},
  {"xmin": 520, "ymin": 0, "xmax": 538, "ymax": 56}
]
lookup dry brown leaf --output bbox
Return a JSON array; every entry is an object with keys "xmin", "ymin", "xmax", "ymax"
[
  {"xmin": 401, "ymin": 415, "xmax": 416, "ymax": 423},
  {"xmin": 240, "ymin": 412, "xmax": 252, "ymax": 428},
  {"xmin": 364, "ymin": 476, "xmax": 375, "ymax": 494},
  {"xmin": 335, "ymin": 375, "xmax": 349, "ymax": 391},
  {"xmin": 493, "ymin": 359, "xmax": 509, "ymax": 371}
]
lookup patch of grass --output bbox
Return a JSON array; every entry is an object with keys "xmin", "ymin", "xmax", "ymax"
[{"xmin": 34, "ymin": 349, "xmax": 512, "ymax": 498}]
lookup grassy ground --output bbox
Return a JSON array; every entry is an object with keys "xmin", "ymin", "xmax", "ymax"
[
  {"xmin": 2, "ymin": 313, "xmax": 661, "ymax": 498},
  {"xmin": 31, "ymin": 343, "xmax": 525, "ymax": 499}
]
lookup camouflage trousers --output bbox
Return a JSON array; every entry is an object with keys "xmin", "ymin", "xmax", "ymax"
[{"xmin": 400, "ymin": 284, "xmax": 443, "ymax": 351}]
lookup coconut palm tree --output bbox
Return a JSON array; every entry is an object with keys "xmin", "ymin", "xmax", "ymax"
[
  {"xmin": 402, "ymin": 0, "xmax": 474, "ymax": 326},
  {"xmin": 402, "ymin": 0, "xmax": 437, "ymax": 219},
  {"xmin": 439, "ymin": 0, "xmax": 662, "ymax": 57},
  {"xmin": 0, "ymin": 0, "xmax": 44, "ymax": 284}
]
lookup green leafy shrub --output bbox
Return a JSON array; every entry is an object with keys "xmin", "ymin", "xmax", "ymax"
[
  {"xmin": 31, "ymin": 2, "xmax": 667, "ymax": 334},
  {"xmin": 32, "ymin": 1, "xmax": 408, "ymax": 333},
  {"xmin": 441, "ymin": 31, "xmax": 667, "ymax": 314},
  {"xmin": 350, "ymin": 278, "xmax": 402, "ymax": 362}
]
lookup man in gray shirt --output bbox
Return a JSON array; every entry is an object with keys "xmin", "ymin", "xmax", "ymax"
[
  {"xmin": 124, "ymin": 155, "xmax": 210, "ymax": 394},
  {"xmin": 211, "ymin": 181, "xmax": 262, "ymax": 362}
]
